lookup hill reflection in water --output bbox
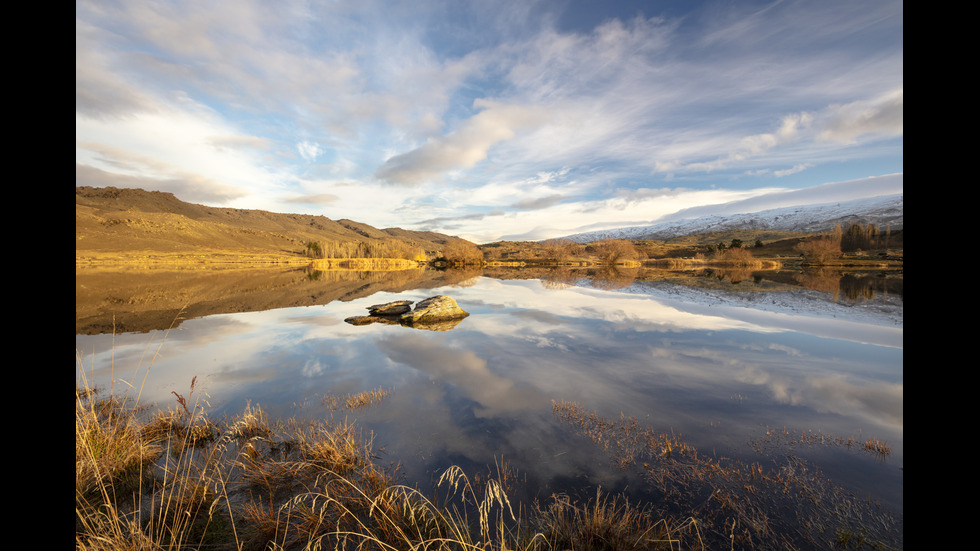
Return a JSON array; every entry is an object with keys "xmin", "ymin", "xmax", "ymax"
[{"xmin": 76, "ymin": 267, "xmax": 903, "ymax": 528}]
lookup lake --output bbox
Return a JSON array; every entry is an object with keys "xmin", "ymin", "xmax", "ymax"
[{"xmin": 75, "ymin": 265, "xmax": 903, "ymax": 546}]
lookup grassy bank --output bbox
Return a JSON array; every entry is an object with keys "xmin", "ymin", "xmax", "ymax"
[
  {"xmin": 75, "ymin": 251, "xmax": 315, "ymax": 268},
  {"xmin": 76, "ymin": 378, "xmax": 697, "ymax": 550}
]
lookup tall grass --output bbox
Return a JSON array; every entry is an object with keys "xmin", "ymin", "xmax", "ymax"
[
  {"xmin": 77, "ymin": 342, "xmax": 693, "ymax": 550},
  {"xmin": 76, "ymin": 391, "xmax": 692, "ymax": 549}
]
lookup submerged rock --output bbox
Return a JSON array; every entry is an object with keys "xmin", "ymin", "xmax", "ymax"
[
  {"xmin": 344, "ymin": 315, "xmax": 377, "ymax": 326},
  {"xmin": 343, "ymin": 315, "xmax": 400, "ymax": 326}
]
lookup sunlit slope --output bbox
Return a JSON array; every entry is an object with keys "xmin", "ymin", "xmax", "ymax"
[{"xmin": 76, "ymin": 186, "xmax": 468, "ymax": 259}]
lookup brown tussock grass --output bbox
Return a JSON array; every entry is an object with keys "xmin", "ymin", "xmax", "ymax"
[
  {"xmin": 753, "ymin": 426, "xmax": 894, "ymax": 460},
  {"xmin": 535, "ymin": 489, "xmax": 697, "ymax": 550},
  {"xmin": 551, "ymin": 401, "xmax": 902, "ymax": 550},
  {"xmin": 78, "ymin": 374, "xmax": 709, "ymax": 550},
  {"xmin": 864, "ymin": 437, "xmax": 892, "ymax": 457},
  {"xmin": 322, "ymin": 386, "xmax": 391, "ymax": 411}
]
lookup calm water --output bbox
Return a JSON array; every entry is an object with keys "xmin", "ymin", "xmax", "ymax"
[{"xmin": 76, "ymin": 270, "xmax": 903, "ymax": 527}]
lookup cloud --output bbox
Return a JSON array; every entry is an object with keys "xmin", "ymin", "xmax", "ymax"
[
  {"xmin": 772, "ymin": 164, "xmax": 813, "ymax": 177},
  {"xmin": 76, "ymin": 138, "xmax": 252, "ymax": 203},
  {"xmin": 819, "ymin": 89, "xmax": 903, "ymax": 143},
  {"xmin": 75, "ymin": 0, "xmax": 902, "ymax": 240},
  {"xmin": 283, "ymin": 193, "xmax": 340, "ymax": 205},
  {"xmin": 415, "ymin": 210, "xmax": 505, "ymax": 228},
  {"xmin": 374, "ymin": 100, "xmax": 552, "ymax": 185},
  {"xmin": 207, "ymin": 135, "xmax": 271, "ymax": 152},
  {"xmin": 75, "ymin": 163, "xmax": 247, "ymax": 204},
  {"xmin": 376, "ymin": 334, "xmax": 549, "ymax": 417},
  {"xmin": 75, "ymin": 20, "xmax": 161, "ymax": 119},
  {"xmin": 657, "ymin": 111, "xmax": 815, "ymax": 174},
  {"xmin": 511, "ymin": 194, "xmax": 564, "ymax": 210},
  {"xmin": 297, "ymin": 141, "xmax": 324, "ymax": 162}
]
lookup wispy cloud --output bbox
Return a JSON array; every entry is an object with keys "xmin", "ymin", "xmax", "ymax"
[
  {"xmin": 819, "ymin": 89, "xmax": 904, "ymax": 143},
  {"xmin": 75, "ymin": 0, "xmax": 902, "ymax": 242},
  {"xmin": 297, "ymin": 141, "xmax": 324, "ymax": 162},
  {"xmin": 375, "ymin": 100, "xmax": 553, "ymax": 185},
  {"xmin": 283, "ymin": 193, "xmax": 340, "ymax": 206}
]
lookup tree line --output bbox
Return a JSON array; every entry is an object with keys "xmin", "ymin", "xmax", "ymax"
[
  {"xmin": 304, "ymin": 239, "xmax": 426, "ymax": 261},
  {"xmin": 795, "ymin": 222, "xmax": 894, "ymax": 263},
  {"xmin": 479, "ymin": 238, "xmax": 643, "ymax": 265}
]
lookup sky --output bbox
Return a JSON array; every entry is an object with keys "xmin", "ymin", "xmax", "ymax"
[{"xmin": 76, "ymin": 0, "xmax": 903, "ymax": 243}]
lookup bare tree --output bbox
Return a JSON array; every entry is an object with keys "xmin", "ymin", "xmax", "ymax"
[
  {"xmin": 442, "ymin": 240, "xmax": 483, "ymax": 265},
  {"xmin": 590, "ymin": 239, "xmax": 639, "ymax": 265}
]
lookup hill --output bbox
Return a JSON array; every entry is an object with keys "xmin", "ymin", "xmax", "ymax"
[{"xmin": 76, "ymin": 186, "xmax": 471, "ymax": 263}]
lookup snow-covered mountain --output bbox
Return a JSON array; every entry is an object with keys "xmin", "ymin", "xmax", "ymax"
[{"xmin": 561, "ymin": 193, "xmax": 903, "ymax": 243}]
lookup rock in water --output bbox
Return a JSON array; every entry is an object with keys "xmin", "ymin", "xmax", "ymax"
[
  {"xmin": 344, "ymin": 315, "xmax": 378, "ymax": 326},
  {"xmin": 345, "ymin": 295, "xmax": 469, "ymax": 330},
  {"xmin": 367, "ymin": 300, "xmax": 414, "ymax": 316},
  {"xmin": 399, "ymin": 295, "xmax": 469, "ymax": 325}
]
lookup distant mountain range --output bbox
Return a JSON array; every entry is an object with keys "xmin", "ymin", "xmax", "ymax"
[{"xmin": 561, "ymin": 194, "xmax": 903, "ymax": 243}]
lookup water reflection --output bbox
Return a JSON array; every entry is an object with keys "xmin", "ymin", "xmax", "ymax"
[{"xmin": 76, "ymin": 269, "xmax": 903, "ymax": 521}]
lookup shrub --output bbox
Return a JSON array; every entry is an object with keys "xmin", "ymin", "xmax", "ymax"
[
  {"xmin": 590, "ymin": 239, "xmax": 639, "ymax": 265},
  {"xmin": 795, "ymin": 237, "xmax": 841, "ymax": 263}
]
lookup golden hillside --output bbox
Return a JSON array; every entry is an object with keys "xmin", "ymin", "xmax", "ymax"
[{"xmin": 76, "ymin": 186, "xmax": 470, "ymax": 264}]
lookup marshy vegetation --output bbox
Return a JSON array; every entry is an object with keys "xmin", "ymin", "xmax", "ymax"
[
  {"xmin": 551, "ymin": 402, "xmax": 901, "ymax": 550},
  {"xmin": 76, "ymin": 376, "xmax": 702, "ymax": 550},
  {"xmin": 77, "ymin": 360, "xmax": 901, "ymax": 550}
]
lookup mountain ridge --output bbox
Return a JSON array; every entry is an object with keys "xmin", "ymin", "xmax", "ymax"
[{"xmin": 561, "ymin": 193, "xmax": 903, "ymax": 243}]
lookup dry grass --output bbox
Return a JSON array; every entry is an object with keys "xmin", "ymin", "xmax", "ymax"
[
  {"xmin": 552, "ymin": 401, "xmax": 903, "ymax": 550},
  {"xmin": 864, "ymin": 437, "xmax": 892, "ymax": 458},
  {"xmin": 752, "ymin": 426, "xmax": 893, "ymax": 460},
  {"xmin": 75, "ymin": 392, "xmax": 162, "ymax": 502},
  {"xmin": 322, "ymin": 387, "xmax": 391, "ymax": 411},
  {"xmin": 77, "ymin": 377, "xmax": 713, "ymax": 551},
  {"xmin": 533, "ymin": 489, "xmax": 698, "ymax": 550},
  {"xmin": 76, "ymin": 380, "xmax": 234, "ymax": 550}
]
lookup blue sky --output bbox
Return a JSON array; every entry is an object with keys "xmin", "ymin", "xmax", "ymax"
[{"xmin": 76, "ymin": 0, "xmax": 902, "ymax": 243}]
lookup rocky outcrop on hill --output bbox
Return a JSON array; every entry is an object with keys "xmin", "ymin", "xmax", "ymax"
[{"xmin": 345, "ymin": 295, "xmax": 470, "ymax": 331}]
